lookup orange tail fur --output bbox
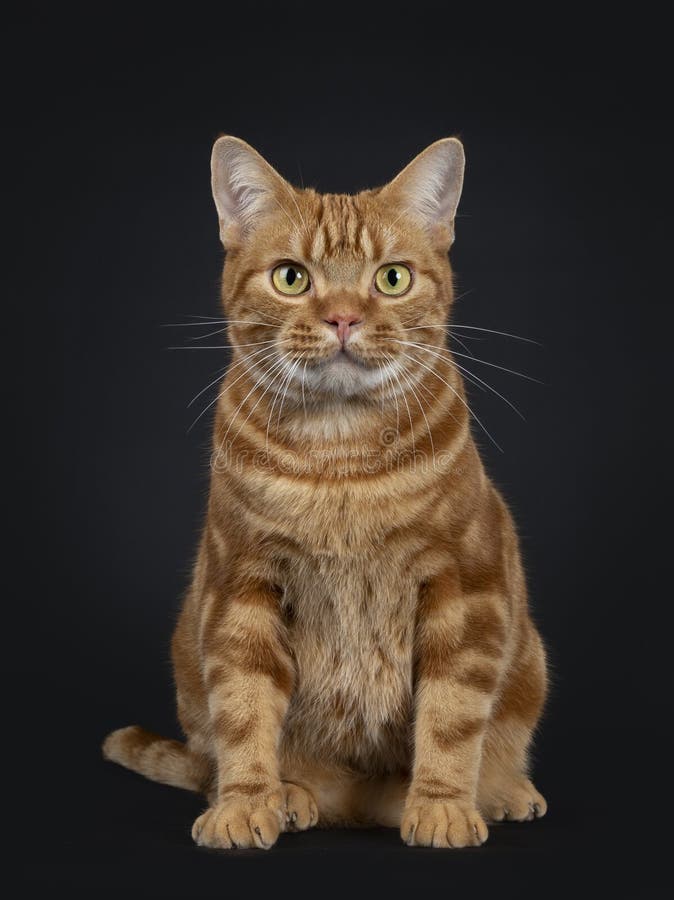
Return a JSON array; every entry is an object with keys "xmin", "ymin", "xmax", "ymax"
[{"xmin": 102, "ymin": 726, "xmax": 211, "ymax": 793}]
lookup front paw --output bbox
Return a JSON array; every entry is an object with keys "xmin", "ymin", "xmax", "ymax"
[
  {"xmin": 192, "ymin": 788, "xmax": 284, "ymax": 850},
  {"xmin": 401, "ymin": 797, "xmax": 488, "ymax": 848},
  {"xmin": 480, "ymin": 777, "xmax": 547, "ymax": 823},
  {"xmin": 282, "ymin": 781, "xmax": 318, "ymax": 831}
]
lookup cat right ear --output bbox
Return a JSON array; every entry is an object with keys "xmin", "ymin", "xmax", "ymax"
[{"xmin": 210, "ymin": 136, "xmax": 287, "ymax": 248}]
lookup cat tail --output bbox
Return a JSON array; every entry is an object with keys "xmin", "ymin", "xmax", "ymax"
[{"xmin": 102, "ymin": 726, "xmax": 211, "ymax": 793}]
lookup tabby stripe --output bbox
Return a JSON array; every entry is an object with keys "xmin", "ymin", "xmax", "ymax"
[
  {"xmin": 220, "ymin": 631, "xmax": 294, "ymax": 695},
  {"xmin": 211, "ymin": 707, "xmax": 257, "ymax": 745},
  {"xmin": 219, "ymin": 781, "xmax": 267, "ymax": 797},
  {"xmin": 455, "ymin": 662, "xmax": 500, "ymax": 693},
  {"xmin": 432, "ymin": 717, "xmax": 486, "ymax": 752}
]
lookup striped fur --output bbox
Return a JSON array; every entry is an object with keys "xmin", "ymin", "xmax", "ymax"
[{"xmin": 104, "ymin": 137, "xmax": 547, "ymax": 849}]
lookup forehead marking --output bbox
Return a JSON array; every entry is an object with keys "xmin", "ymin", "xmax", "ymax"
[
  {"xmin": 360, "ymin": 225, "xmax": 375, "ymax": 261},
  {"xmin": 310, "ymin": 227, "xmax": 326, "ymax": 262}
]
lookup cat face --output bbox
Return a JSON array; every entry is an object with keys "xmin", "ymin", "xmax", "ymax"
[{"xmin": 212, "ymin": 138, "xmax": 464, "ymax": 402}]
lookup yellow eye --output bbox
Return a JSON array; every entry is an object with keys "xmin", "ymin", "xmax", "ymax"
[
  {"xmin": 375, "ymin": 263, "xmax": 412, "ymax": 296},
  {"xmin": 271, "ymin": 263, "xmax": 311, "ymax": 296}
]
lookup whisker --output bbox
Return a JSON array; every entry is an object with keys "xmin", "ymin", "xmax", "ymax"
[
  {"xmin": 272, "ymin": 197, "xmax": 309, "ymax": 242},
  {"xmin": 220, "ymin": 353, "xmax": 290, "ymax": 453},
  {"xmin": 182, "ymin": 314, "xmax": 228, "ymax": 321},
  {"xmin": 159, "ymin": 319, "xmax": 227, "ymax": 328},
  {"xmin": 449, "ymin": 333, "xmax": 475, "ymax": 356},
  {"xmin": 266, "ymin": 359, "xmax": 293, "ymax": 449},
  {"xmin": 187, "ymin": 346, "xmax": 283, "ymax": 432},
  {"xmin": 398, "ymin": 292, "xmax": 477, "ymax": 330},
  {"xmin": 226, "ymin": 359, "xmax": 290, "ymax": 454},
  {"xmin": 272, "ymin": 198, "xmax": 301, "ymax": 232},
  {"xmin": 168, "ymin": 339, "xmax": 278, "ymax": 350},
  {"xmin": 186, "ymin": 323, "xmax": 284, "ymax": 342},
  {"xmin": 454, "ymin": 360, "xmax": 526, "ymax": 421},
  {"xmin": 240, "ymin": 307, "xmax": 286, "ymax": 325},
  {"xmin": 162, "ymin": 320, "xmax": 227, "ymax": 327},
  {"xmin": 188, "ymin": 326, "xmax": 229, "ymax": 340},
  {"xmin": 393, "ymin": 353, "xmax": 461, "ymax": 426},
  {"xmin": 192, "ymin": 337, "xmax": 281, "ymax": 349},
  {"xmin": 382, "ymin": 355, "xmax": 401, "ymax": 437},
  {"xmin": 281, "ymin": 183, "xmax": 311, "ymax": 239},
  {"xmin": 450, "ymin": 349, "xmax": 543, "ymax": 383},
  {"xmin": 396, "ymin": 360, "xmax": 435, "ymax": 464},
  {"xmin": 186, "ymin": 342, "xmax": 288, "ymax": 410},
  {"xmin": 387, "ymin": 358, "xmax": 416, "ymax": 456},
  {"xmin": 187, "ymin": 366, "xmax": 229, "ymax": 409},
  {"xmin": 452, "ymin": 289, "xmax": 475, "ymax": 304},
  {"xmin": 264, "ymin": 357, "xmax": 303, "ymax": 451},
  {"xmin": 222, "ymin": 320, "xmax": 281, "ymax": 329},
  {"xmin": 378, "ymin": 206, "xmax": 414, "ymax": 244},
  {"xmin": 376, "ymin": 362, "xmax": 384, "ymax": 415},
  {"xmin": 398, "ymin": 341, "xmax": 526, "ymax": 420},
  {"xmin": 229, "ymin": 339, "xmax": 285, "ymax": 348},
  {"xmin": 402, "ymin": 323, "xmax": 540, "ymax": 344},
  {"xmin": 393, "ymin": 339, "xmax": 542, "ymax": 384},
  {"xmin": 301, "ymin": 358, "xmax": 308, "ymax": 418},
  {"xmin": 397, "ymin": 348, "xmax": 503, "ymax": 453},
  {"xmin": 398, "ymin": 311, "xmax": 422, "ymax": 328},
  {"xmin": 275, "ymin": 358, "xmax": 302, "ymax": 439},
  {"xmin": 452, "ymin": 324, "xmax": 541, "ymax": 344},
  {"xmin": 400, "ymin": 325, "xmax": 481, "ymax": 342},
  {"xmin": 164, "ymin": 320, "xmax": 280, "ymax": 329}
]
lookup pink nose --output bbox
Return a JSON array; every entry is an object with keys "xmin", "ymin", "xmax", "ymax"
[{"xmin": 323, "ymin": 313, "xmax": 363, "ymax": 345}]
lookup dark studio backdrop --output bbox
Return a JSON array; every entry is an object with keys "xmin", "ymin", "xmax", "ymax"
[{"xmin": 7, "ymin": 6, "xmax": 672, "ymax": 897}]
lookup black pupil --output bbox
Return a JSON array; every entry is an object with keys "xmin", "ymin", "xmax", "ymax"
[
  {"xmin": 286, "ymin": 268, "xmax": 297, "ymax": 286},
  {"xmin": 387, "ymin": 268, "xmax": 399, "ymax": 287}
]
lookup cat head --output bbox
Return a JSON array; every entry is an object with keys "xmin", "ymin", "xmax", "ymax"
[{"xmin": 211, "ymin": 136, "xmax": 464, "ymax": 402}]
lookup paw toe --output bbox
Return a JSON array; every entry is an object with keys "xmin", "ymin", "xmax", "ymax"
[
  {"xmin": 249, "ymin": 808, "xmax": 281, "ymax": 849},
  {"xmin": 402, "ymin": 800, "xmax": 487, "ymax": 849},
  {"xmin": 283, "ymin": 782, "xmax": 319, "ymax": 831},
  {"xmin": 192, "ymin": 797, "xmax": 281, "ymax": 850},
  {"xmin": 400, "ymin": 808, "xmax": 419, "ymax": 845},
  {"xmin": 482, "ymin": 778, "xmax": 547, "ymax": 824}
]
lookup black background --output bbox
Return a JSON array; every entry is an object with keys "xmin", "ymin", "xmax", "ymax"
[{"xmin": 8, "ymin": 6, "xmax": 672, "ymax": 897}]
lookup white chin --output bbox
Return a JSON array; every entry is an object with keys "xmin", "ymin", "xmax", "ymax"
[{"xmin": 306, "ymin": 355, "xmax": 380, "ymax": 398}]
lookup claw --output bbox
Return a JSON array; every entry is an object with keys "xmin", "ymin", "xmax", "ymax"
[{"xmin": 225, "ymin": 824, "xmax": 237, "ymax": 849}]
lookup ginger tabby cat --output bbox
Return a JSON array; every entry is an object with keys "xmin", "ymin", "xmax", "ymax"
[{"xmin": 103, "ymin": 136, "xmax": 547, "ymax": 850}]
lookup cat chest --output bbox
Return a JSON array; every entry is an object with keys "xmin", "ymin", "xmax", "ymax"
[
  {"xmin": 236, "ymin": 464, "xmax": 434, "ymax": 557},
  {"xmin": 281, "ymin": 558, "xmax": 418, "ymax": 767}
]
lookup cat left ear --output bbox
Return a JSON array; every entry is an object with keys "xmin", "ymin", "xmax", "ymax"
[
  {"xmin": 381, "ymin": 138, "xmax": 465, "ymax": 247},
  {"xmin": 211, "ymin": 136, "xmax": 288, "ymax": 248}
]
